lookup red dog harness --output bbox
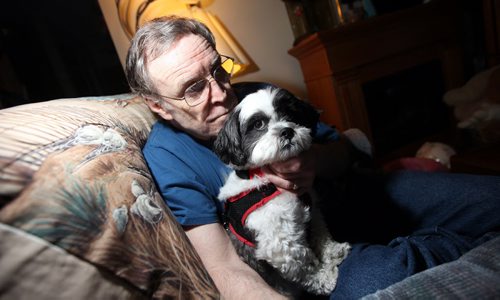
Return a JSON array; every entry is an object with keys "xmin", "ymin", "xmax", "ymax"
[{"xmin": 223, "ymin": 168, "xmax": 282, "ymax": 247}]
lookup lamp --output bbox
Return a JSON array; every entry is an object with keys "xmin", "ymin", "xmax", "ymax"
[{"xmin": 116, "ymin": 0, "xmax": 256, "ymax": 76}]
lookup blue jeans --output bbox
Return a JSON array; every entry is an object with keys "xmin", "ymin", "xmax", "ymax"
[{"xmin": 322, "ymin": 170, "xmax": 500, "ymax": 299}]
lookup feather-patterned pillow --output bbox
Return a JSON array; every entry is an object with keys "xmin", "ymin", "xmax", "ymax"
[
  {"xmin": 0, "ymin": 94, "xmax": 219, "ymax": 299},
  {"xmin": 0, "ymin": 94, "xmax": 155, "ymax": 196}
]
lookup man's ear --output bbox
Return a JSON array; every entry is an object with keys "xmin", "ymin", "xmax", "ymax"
[{"xmin": 145, "ymin": 98, "xmax": 173, "ymax": 121}]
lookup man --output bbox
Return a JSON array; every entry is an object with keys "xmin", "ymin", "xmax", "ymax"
[{"xmin": 126, "ymin": 16, "xmax": 500, "ymax": 299}]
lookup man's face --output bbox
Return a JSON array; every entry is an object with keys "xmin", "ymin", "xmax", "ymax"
[{"xmin": 146, "ymin": 34, "xmax": 238, "ymax": 140}]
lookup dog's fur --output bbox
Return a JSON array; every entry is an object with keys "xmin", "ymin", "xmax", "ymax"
[{"xmin": 213, "ymin": 87, "xmax": 350, "ymax": 296}]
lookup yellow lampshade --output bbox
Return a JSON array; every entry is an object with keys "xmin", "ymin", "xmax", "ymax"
[{"xmin": 116, "ymin": 0, "xmax": 256, "ymax": 77}]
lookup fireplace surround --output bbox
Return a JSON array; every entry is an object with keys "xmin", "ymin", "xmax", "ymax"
[{"xmin": 288, "ymin": 0, "xmax": 464, "ymax": 157}]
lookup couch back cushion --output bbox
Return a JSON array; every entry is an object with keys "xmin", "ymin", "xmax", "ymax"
[
  {"xmin": 0, "ymin": 94, "xmax": 154, "ymax": 196},
  {"xmin": 0, "ymin": 94, "xmax": 219, "ymax": 298}
]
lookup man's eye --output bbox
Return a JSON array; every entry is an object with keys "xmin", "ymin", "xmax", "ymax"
[
  {"xmin": 253, "ymin": 120, "xmax": 266, "ymax": 130},
  {"xmin": 186, "ymin": 80, "xmax": 207, "ymax": 95}
]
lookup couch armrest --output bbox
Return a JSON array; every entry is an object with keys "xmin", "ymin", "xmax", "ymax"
[{"xmin": 0, "ymin": 223, "xmax": 145, "ymax": 299}]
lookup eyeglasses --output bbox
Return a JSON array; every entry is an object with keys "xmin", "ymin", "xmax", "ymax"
[{"xmin": 155, "ymin": 55, "xmax": 235, "ymax": 107}]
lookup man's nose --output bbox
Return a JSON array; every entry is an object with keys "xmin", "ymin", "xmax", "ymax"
[{"xmin": 208, "ymin": 77, "xmax": 227, "ymax": 103}]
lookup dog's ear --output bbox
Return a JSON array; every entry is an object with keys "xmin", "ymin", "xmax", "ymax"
[
  {"xmin": 296, "ymin": 98, "xmax": 321, "ymax": 135},
  {"xmin": 213, "ymin": 109, "xmax": 248, "ymax": 167},
  {"xmin": 275, "ymin": 89, "xmax": 320, "ymax": 135}
]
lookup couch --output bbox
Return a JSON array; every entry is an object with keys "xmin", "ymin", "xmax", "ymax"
[{"xmin": 1, "ymin": 93, "xmax": 499, "ymax": 299}]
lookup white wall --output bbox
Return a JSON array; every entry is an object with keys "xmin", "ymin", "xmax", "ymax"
[
  {"xmin": 208, "ymin": 0, "xmax": 307, "ymax": 98},
  {"xmin": 98, "ymin": 0, "xmax": 307, "ymax": 98}
]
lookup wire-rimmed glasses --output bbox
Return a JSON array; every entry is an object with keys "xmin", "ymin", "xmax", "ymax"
[{"xmin": 154, "ymin": 55, "xmax": 235, "ymax": 107}]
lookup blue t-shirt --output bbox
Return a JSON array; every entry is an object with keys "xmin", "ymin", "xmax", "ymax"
[{"xmin": 143, "ymin": 82, "xmax": 339, "ymax": 226}]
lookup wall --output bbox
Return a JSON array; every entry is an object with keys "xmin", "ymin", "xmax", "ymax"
[
  {"xmin": 209, "ymin": 0, "xmax": 307, "ymax": 98},
  {"xmin": 98, "ymin": 0, "xmax": 307, "ymax": 98}
]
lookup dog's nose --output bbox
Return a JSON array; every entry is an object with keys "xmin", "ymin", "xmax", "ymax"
[{"xmin": 280, "ymin": 128, "xmax": 295, "ymax": 140}]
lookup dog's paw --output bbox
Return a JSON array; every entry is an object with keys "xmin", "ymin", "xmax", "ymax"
[
  {"xmin": 319, "ymin": 240, "xmax": 351, "ymax": 267},
  {"xmin": 303, "ymin": 242, "xmax": 350, "ymax": 295},
  {"xmin": 306, "ymin": 265, "xmax": 339, "ymax": 295},
  {"xmin": 328, "ymin": 242, "xmax": 351, "ymax": 264}
]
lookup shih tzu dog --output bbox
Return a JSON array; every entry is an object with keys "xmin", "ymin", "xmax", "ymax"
[{"xmin": 213, "ymin": 87, "xmax": 350, "ymax": 296}]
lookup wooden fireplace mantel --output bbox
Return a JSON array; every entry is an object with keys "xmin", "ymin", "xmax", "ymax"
[{"xmin": 288, "ymin": 0, "xmax": 464, "ymax": 140}]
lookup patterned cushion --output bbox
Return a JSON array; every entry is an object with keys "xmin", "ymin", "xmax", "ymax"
[
  {"xmin": 0, "ymin": 94, "xmax": 219, "ymax": 298},
  {"xmin": 0, "ymin": 94, "xmax": 155, "ymax": 196}
]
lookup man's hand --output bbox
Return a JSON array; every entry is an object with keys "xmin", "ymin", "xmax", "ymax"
[
  {"xmin": 262, "ymin": 147, "xmax": 317, "ymax": 195},
  {"xmin": 263, "ymin": 138, "xmax": 356, "ymax": 194}
]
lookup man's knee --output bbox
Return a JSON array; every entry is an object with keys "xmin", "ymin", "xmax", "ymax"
[{"xmin": 331, "ymin": 229, "xmax": 470, "ymax": 299}]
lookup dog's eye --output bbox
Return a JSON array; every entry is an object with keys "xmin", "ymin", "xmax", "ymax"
[{"xmin": 252, "ymin": 120, "xmax": 266, "ymax": 130}]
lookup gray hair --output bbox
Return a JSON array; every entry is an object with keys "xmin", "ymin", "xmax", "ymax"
[{"xmin": 125, "ymin": 16, "xmax": 216, "ymax": 99}]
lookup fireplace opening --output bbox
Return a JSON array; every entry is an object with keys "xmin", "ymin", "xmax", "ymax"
[{"xmin": 362, "ymin": 60, "xmax": 451, "ymax": 157}]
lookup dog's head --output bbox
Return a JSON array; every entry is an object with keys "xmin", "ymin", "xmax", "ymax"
[{"xmin": 214, "ymin": 87, "xmax": 320, "ymax": 169}]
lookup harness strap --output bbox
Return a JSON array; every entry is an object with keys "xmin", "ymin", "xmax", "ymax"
[{"xmin": 224, "ymin": 169, "xmax": 281, "ymax": 247}]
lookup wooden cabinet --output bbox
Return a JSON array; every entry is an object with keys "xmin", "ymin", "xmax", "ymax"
[{"xmin": 288, "ymin": 0, "xmax": 464, "ymax": 142}]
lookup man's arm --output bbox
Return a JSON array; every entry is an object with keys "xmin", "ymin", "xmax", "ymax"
[{"xmin": 186, "ymin": 223, "xmax": 287, "ymax": 299}]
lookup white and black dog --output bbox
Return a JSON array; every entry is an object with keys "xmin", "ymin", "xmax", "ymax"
[{"xmin": 213, "ymin": 87, "xmax": 350, "ymax": 296}]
